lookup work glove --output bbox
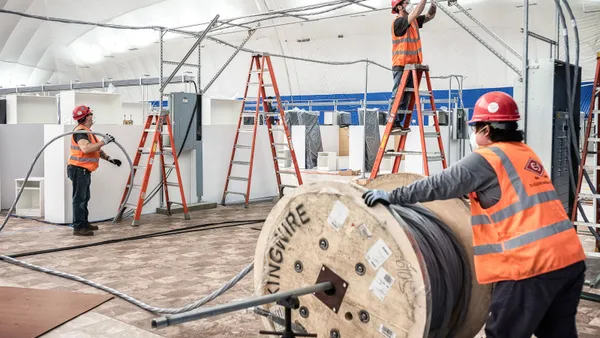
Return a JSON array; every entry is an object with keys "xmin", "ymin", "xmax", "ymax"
[
  {"xmin": 101, "ymin": 134, "xmax": 115, "ymax": 145},
  {"xmin": 362, "ymin": 189, "xmax": 391, "ymax": 207},
  {"xmin": 107, "ymin": 157, "xmax": 122, "ymax": 167}
]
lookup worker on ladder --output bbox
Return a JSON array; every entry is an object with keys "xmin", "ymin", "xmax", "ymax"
[
  {"xmin": 389, "ymin": 0, "xmax": 437, "ymax": 132},
  {"xmin": 363, "ymin": 92, "xmax": 587, "ymax": 337},
  {"xmin": 68, "ymin": 105, "xmax": 122, "ymax": 236}
]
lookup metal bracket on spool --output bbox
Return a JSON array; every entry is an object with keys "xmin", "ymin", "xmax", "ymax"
[
  {"xmin": 313, "ymin": 265, "xmax": 349, "ymax": 314},
  {"xmin": 259, "ymin": 296, "xmax": 317, "ymax": 338}
]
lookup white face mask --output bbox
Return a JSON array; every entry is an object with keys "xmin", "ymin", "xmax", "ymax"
[
  {"xmin": 469, "ymin": 132, "xmax": 479, "ymax": 150},
  {"xmin": 404, "ymin": 3, "xmax": 414, "ymax": 12}
]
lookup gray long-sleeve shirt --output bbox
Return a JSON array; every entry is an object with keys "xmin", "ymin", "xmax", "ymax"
[{"xmin": 388, "ymin": 152, "xmax": 501, "ymax": 209}]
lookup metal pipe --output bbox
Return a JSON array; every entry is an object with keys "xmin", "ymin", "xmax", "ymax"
[
  {"xmin": 202, "ymin": 28, "xmax": 256, "ymax": 94},
  {"xmin": 361, "ymin": 60, "xmax": 369, "ymax": 179},
  {"xmin": 152, "ymin": 282, "xmax": 333, "ymax": 329},
  {"xmin": 522, "ymin": 0, "xmax": 529, "ymax": 142},
  {"xmin": 436, "ymin": 3, "xmax": 522, "ymax": 76},
  {"xmin": 160, "ymin": 15, "xmax": 219, "ymax": 93},
  {"xmin": 555, "ymin": 5, "xmax": 560, "ymax": 59},
  {"xmin": 453, "ymin": 2, "xmax": 522, "ymax": 60}
]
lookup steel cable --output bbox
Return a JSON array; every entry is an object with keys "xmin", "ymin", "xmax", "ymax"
[{"xmin": 388, "ymin": 203, "xmax": 471, "ymax": 338}]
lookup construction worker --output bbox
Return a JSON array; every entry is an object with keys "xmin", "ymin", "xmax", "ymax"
[
  {"xmin": 390, "ymin": 0, "xmax": 437, "ymax": 132},
  {"xmin": 363, "ymin": 91, "xmax": 587, "ymax": 338},
  {"xmin": 68, "ymin": 105, "xmax": 122, "ymax": 236}
]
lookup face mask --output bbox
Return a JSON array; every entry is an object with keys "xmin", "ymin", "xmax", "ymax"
[
  {"xmin": 404, "ymin": 3, "xmax": 414, "ymax": 12},
  {"xmin": 469, "ymin": 132, "xmax": 479, "ymax": 150}
]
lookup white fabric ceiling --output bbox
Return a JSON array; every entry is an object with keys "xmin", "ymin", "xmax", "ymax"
[{"xmin": 1, "ymin": 0, "xmax": 600, "ymax": 101}]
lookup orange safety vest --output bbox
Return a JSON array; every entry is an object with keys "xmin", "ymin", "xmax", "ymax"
[
  {"xmin": 392, "ymin": 16, "xmax": 423, "ymax": 67},
  {"xmin": 68, "ymin": 125, "xmax": 100, "ymax": 172},
  {"xmin": 468, "ymin": 142, "xmax": 585, "ymax": 284}
]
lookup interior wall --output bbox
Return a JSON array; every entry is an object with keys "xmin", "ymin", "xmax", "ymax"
[{"xmin": 0, "ymin": 124, "xmax": 45, "ymax": 210}]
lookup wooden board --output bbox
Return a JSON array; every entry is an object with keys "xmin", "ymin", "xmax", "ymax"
[
  {"xmin": 364, "ymin": 173, "xmax": 492, "ymax": 338},
  {"xmin": 0, "ymin": 286, "xmax": 113, "ymax": 338},
  {"xmin": 254, "ymin": 181, "xmax": 430, "ymax": 338}
]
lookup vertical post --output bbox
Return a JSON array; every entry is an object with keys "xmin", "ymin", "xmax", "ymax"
[
  {"xmin": 198, "ymin": 42, "xmax": 202, "ymax": 93},
  {"xmin": 522, "ymin": 0, "xmax": 529, "ymax": 143},
  {"xmin": 158, "ymin": 28, "xmax": 165, "ymax": 208},
  {"xmin": 362, "ymin": 60, "xmax": 369, "ymax": 179},
  {"xmin": 555, "ymin": 6, "xmax": 560, "ymax": 60}
]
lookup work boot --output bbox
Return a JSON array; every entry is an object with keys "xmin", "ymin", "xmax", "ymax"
[
  {"xmin": 86, "ymin": 223, "xmax": 99, "ymax": 231},
  {"xmin": 73, "ymin": 228, "xmax": 94, "ymax": 236}
]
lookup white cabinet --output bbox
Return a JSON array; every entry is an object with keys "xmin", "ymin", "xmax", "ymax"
[
  {"xmin": 15, "ymin": 177, "xmax": 44, "ymax": 217},
  {"xmin": 317, "ymin": 152, "xmax": 337, "ymax": 171}
]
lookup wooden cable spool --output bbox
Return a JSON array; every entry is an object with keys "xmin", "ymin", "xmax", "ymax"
[{"xmin": 253, "ymin": 173, "xmax": 491, "ymax": 338}]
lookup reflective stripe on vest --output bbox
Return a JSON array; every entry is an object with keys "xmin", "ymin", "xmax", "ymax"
[
  {"xmin": 69, "ymin": 156, "xmax": 99, "ymax": 163},
  {"xmin": 392, "ymin": 48, "xmax": 422, "ymax": 56},
  {"xmin": 471, "ymin": 146, "xmax": 572, "ymax": 256}
]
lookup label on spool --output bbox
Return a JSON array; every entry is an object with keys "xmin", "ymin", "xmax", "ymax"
[
  {"xmin": 327, "ymin": 200, "xmax": 349, "ymax": 230},
  {"xmin": 369, "ymin": 267, "xmax": 395, "ymax": 301},
  {"xmin": 366, "ymin": 239, "xmax": 392, "ymax": 270},
  {"xmin": 378, "ymin": 324, "xmax": 397, "ymax": 338}
]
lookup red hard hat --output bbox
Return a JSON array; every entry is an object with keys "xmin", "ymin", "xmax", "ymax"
[
  {"xmin": 391, "ymin": 0, "xmax": 403, "ymax": 14},
  {"xmin": 73, "ymin": 105, "xmax": 91, "ymax": 120},
  {"xmin": 468, "ymin": 91, "xmax": 520, "ymax": 125}
]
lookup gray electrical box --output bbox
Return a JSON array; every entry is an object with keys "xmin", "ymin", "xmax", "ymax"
[{"xmin": 168, "ymin": 92, "xmax": 203, "ymax": 198}]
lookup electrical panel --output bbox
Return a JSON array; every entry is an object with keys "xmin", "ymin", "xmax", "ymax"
[
  {"xmin": 514, "ymin": 59, "xmax": 581, "ymax": 217},
  {"xmin": 0, "ymin": 99, "xmax": 6, "ymax": 124},
  {"xmin": 168, "ymin": 92, "xmax": 203, "ymax": 198}
]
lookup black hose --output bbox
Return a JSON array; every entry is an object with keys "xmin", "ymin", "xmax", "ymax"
[
  {"xmin": 388, "ymin": 203, "xmax": 471, "ymax": 338},
  {"xmin": 7, "ymin": 218, "xmax": 265, "ymax": 259}
]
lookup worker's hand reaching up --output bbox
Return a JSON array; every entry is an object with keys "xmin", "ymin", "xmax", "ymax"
[
  {"xmin": 107, "ymin": 157, "xmax": 122, "ymax": 167},
  {"xmin": 362, "ymin": 190, "xmax": 391, "ymax": 207},
  {"xmin": 101, "ymin": 134, "xmax": 115, "ymax": 145}
]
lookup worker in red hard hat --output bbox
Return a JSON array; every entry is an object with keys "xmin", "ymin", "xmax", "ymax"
[
  {"xmin": 68, "ymin": 105, "xmax": 122, "ymax": 236},
  {"xmin": 389, "ymin": 0, "xmax": 437, "ymax": 132},
  {"xmin": 363, "ymin": 91, "xmax": 586, "ymax": 337}
]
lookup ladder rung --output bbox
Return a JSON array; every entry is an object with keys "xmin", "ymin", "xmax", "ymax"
[
  {"xmin": 133, "ymin": 166, "xmax": 145, "ymax": 170},
  {"xmin": 424, "ymin": 132, "xmax": 440, "ymax": 138},
  {"xmin": 166, "ymin": 182, "xmax": 179, "ymax": 187},
  {"xmin": 574, "ymin": 221, "xmax": 600, "ymax": 229},
  {"xmin": 250, "ymin": 69, "xmax": 270, "ymax": 73},
  {"xmin": 385, "ymin": 151, "xmax": 442, "ymax": 157},
  {"xmin": 144, "ymin": 129, "xmax": 170, "ymax": 135},
  {"xmin": 232, "ymin": 161, "xmax": 250, "ymax": 165},
  {"xmin": 266, "ymin": 113, "xmax": 279, "ymax": 117},
  {"xmin": 404, "ymin": 88, "xmax": 432, "ymax": 96},
  {"xmin": 422, "ymin": 110, "xmax": 436, "ymax": 116},
  {"xmin": 127, "ymin": 184, "xmax": 143, "ymax": 190},
  {"xmin": 275, "ymin": 157, "xmax": 289, "ymax": 161},
  {"xmin": 273, "ymin": 143, "xmax": 289, "ymax": 147},
  {"xmin": 225, "ymin": 191, "xmax": 247, "ymax": 197},
  {"xmin": 125, "ymin": 203, "xmax": 138, "ymax": 209},
  {"xmin": 229, "ymin": 176, "xmax": 249, "ymax": 182},
  {"xmin": 164, "ymin": 164, "xmax": 176, "ymax": 168},
  {"xmin": 390, "ymin": 129, "xmax": 411, "ymax": 135},
  {"xmin": 578, "ymin": 193, "xmax": 600, "ymax": 199},
  {"xmin": 280, "ymin": 184, "xmax": 297, "ymax": 189},
  {"xmin": 278, "ymin": 170, "xmax": 297, "ymax": 175},
  {"xmin": 238, "ymin": 129, "xmax": 255, "ymax": 133},
  {"xmin": 269, "ymin": 128, "xmax": 285, "ymax": 132},
  {"xmin": 170, "ymin": 201, "xmax": 184, "ymax": 206},
  {"xmin": 588, "ymin": 138, "xmax": 600, "ymax": 142},
  {"xmin": 235, "ymin": 145, "xmax": 252, "ymax": 149},
  {"xmin": 248, "ymin": 82, "xmax": 274, "ymax": 87},
  {"xmin": 139, "ymin": 147, "xmax": 173, "ymax": 154},
  {"xmin": 404, "ymin": 64, "xmax": 429, "ymax": 71}
]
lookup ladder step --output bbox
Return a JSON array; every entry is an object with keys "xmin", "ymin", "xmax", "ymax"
[
  {"xmin": 139, "ymin": 147, "xmax": 173, "ymax": 154},
  {"xmin": 278, "ymin": 170, "xmax": 297, "ymax": 175},
  {"xmin": 126, "ymin": 203, "xmax": 138, "ymax": 209},
  {"xmin": 238, "ymin": 129, "xmax": 255, "ymax": 133},
  {"xmin": 390, "ymin": 129, "xmax": 411, "ymax": 136},
  {"xmin": 280, "ymin": 184, "xmax": 297, "ymax": 189},
  {"xmin": 424, "ymin": 131, "xmax": 440, "ymax": 138},
  {"xmin": 232, "ymin": 161, "xmax": 250, "ymax": 165},
  {"xmin": 225, "ymin": 191, "xmax": 247, "ymax": 197},
  {"xmin": 275, "ymin": 157, "xmax": 289, "ymax": 161},
  {"xmin": 166, "ymin": 182, "xmax": 179, "ymax": 187},
  {"xmin": 235, "ymin": 145, "xmax": 252, "ymax": 149},
  {"xmin": 144, "ymin": 129, "xmax": 170, "ymax": 135},
  {"xmin": 250, "ymin": 69, "xmax": 270, "ymax": 73},
  {"xmin": 588, "ymin": 138, "xmax": 600, "ymax": 142},
  {"xmin": 229, "ymin": 176, "xmax": 249, "ymax": 182},
  {"xmin": 127, "ymin": 184, "xmax": 143, "ymax": 190},
  {"xmin": 384, "ymin": 151, "xmax": 443, "ymax": 161},
  {"xmin": 133, "ymin": 165, "xmax": 146, "ymax": 170},
  {"xmin": 404, "ymin": 88, "xmax": 432, "ymax": 96},
  {"xmin": 273, "ymin": 143, "xmax": 289, "ymax": 147},
  {"xmin": 248, "ymin": 82, "xmax": 274, "ymax": 87},
  {"xmin": 578, "ymin": 193, "xmax": 600, "ymax": 199},
  {"xmin": 574, "ymin": 222, "xmax": 600, "ymax": 229}
]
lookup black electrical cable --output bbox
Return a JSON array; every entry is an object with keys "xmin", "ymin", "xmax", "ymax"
[
  {"xmin": 388, "ymin": 203, "xmax": 470, "ymax": 338},
  {"xmin": 6, "ymin": 218, "xmax": 266, "ymax": 259}
]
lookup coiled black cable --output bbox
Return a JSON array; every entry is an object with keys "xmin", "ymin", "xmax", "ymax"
[{"xmin": 388, "ymin": 203, "xmax": 471, "ymax": 338}]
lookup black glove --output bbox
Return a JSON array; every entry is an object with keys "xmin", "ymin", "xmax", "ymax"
[
  {"xmin": 362, "ymin": 189, "xmax": 391, "ymax": 207},
  {"xmin": 107, "ymin": 157, "xmax": 122, "ymax": 167}
]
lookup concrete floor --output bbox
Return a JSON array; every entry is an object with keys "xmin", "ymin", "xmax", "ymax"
[{"xmin": 0, "ymin": 199, "xmax": 599, "ymax": 338}]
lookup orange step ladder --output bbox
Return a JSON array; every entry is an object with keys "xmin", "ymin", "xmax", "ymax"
[
  {"xmin": 115, "ymin": 111, "xmax": 190, "ymax": 226},
  {"xmin": 221, "ymin": 54, "xmax": 303, "ymax": 207},
  {"xmin": 370, "ymin": 64, "xmax": 448, "ymax": 179}
]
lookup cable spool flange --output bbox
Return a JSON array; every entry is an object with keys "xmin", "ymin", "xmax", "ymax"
[
  {"xmin": 254, "ymin": 180, "xmax": 430, "ymax": 338},
  {"xmin": 363, "ymin": 173, "xmax": 492, "ymax": 338}
]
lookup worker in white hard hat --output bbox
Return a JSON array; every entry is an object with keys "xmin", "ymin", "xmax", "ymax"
[
  {"xmin": 363, "ymin": 91, "xmax": 586, "ymax": 337},
  {"xmin": 389, "ymin": 0, "xmax": 437, "ymax": 132}
]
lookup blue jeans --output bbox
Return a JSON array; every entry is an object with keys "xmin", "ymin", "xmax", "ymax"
[
  {"xmin": 67, "ymin": 165, "xmax": 91, "ymax": 230},
  {"xmin": 390, "ymin": 68, "xmax": 414, "ymax": 127}
]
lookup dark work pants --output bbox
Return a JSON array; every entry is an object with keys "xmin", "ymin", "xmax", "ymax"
[
  {"xmin": 485, "ymin": 260, "xmax": 586, "ymax": 338},
  {"xmin": 389, "ymin": 68, "xmax": 414, "ymax": 127},
  {"xmin": 67, "ymin": 165, "xmax": 91, "ymax": 230}
]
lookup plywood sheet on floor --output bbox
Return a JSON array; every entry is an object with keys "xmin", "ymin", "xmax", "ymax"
[{"xmin": 0, "ymin": 286, "xmax": 112, "ymax": 338}]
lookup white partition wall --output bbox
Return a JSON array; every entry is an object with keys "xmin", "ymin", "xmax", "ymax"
[
  {"xmin": 203, "ymin": 98, "xmax": 243, "ymax": 126},
  {"xmin": 202, "ymin": 125, "xmax": 279, "ymax": 204},
  {"xmin": 43, "ymin": 124, "xmax": 197, "ymax": 224},
  {"xmin": 59, "ymin": 91, "xmax": 123, "ymax": 125},
  {"xmin": 6, "ymin": 95, "xmax": 58, "ymax": 124},
  {"xmin": 0, "ymin": 124, "xmax": 46, "ymax": 209}
]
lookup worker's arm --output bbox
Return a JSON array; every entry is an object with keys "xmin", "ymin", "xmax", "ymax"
[
  {"xmin": 388, "ymin": 152, "xmax": 498, "ymax": 205},
  {"xmin": 423, "ymin": 0, "xmax": 437, "ymax": 23},
  {"xmin": 99, "ymin": 150, "xmax": 109, "ymax": 161},
  {"xmin": 407, "ymin": 0, "xmax": 428, "ymax": 25},
  {"xmin": 76, "ymin": 137, "xmax": 105, "ymax": 154}
]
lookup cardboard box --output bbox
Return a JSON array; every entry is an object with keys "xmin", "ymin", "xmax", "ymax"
[
  {"xmin": 338, "ymin": 169, "xmax": 360, "ymax": 176},
  {"xmin": 339, "ymin": 126, "xmax": 349, "ymax": 156}
]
